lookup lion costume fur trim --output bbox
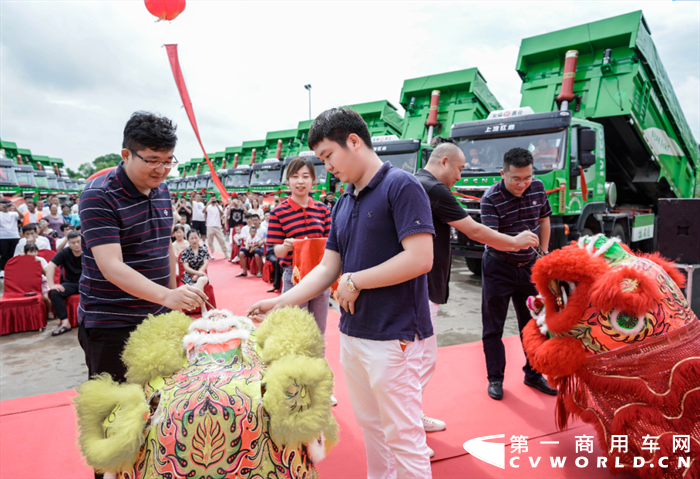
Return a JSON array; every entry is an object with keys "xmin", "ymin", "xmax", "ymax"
[
  {"xmin": 122, "ymin": 311, "xmax": 191, "ymax": 385},
  {"xmin": 73, "ymin": 374, "xmax": 149, "ymax": 473},
  {"xmin": 256, "ymin": 306, "xmax": 325, "ymax": 363},
  {"xmin": 263, "ymin": 354, "xmax": 338, "ymax": 448}
]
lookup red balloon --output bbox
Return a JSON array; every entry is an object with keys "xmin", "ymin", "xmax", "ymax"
[
  {"xmin": 86, "ymin": 167, "xmax": 117, "ymax": 181},
  {"xmin": 144, "ymin": 0, "xmax": 186, "ymax": 21}
]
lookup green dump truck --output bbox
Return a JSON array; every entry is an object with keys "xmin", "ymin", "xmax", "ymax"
[
  {"xmin": 373, "ymin": 69, "xmax": 503, "ymax": 176},
  {"xmin": 13, "ymin": 164, "xmax": 39, "ymax": 199},
  {"xmin": 449, "ymin": 11, "xmax": 699, "ymax": 274}
]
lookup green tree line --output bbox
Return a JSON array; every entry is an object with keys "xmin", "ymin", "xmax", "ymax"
[{"xmin": 67, "ymin": 153, "xmax": 121, "ymax": 178}]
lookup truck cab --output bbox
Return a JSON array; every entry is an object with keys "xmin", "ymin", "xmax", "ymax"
[
  {"xmin": 0, "ymin": 159, "xmax": 19, "ymax": 198},
  {"xmin": 371, "ymin": 136, "xmax": 430, "ymax": 175},
  {"xmin": 45, "ymin": 170, "xmax": 60, "ymax": 194},
  {"xmin": 33, "ymin": 170, "xmax": 52, "ymax": 199},
  {"xmin": 13, "ymin": 164, "xmax": 39, "ymax": 200},
  {"xmin": 249, "ymin": 159, "xmax": 284, "ymax": 199},
  {"xmin": 223, "ymin": 166, "xmax": 252, "ymax": 195}
]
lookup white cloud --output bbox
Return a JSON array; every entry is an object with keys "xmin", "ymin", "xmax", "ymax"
[{"xmin": 1, "ymin": 1, "xmax": 698, "ymax": 174}]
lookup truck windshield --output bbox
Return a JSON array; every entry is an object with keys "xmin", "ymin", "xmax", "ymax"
[
  {"xmin": 251, "ymin": 168, "xmax": 283, "ymax": 186},
  {"xmin": 314, "ymin": 164, "xmax": 328, "ymax": 184},
  {"xmin": 186, "ymin": 179, "xmax": 196, "ymax": 190},
  {"xmin": 0, "ymin": 166, "xmax": 18, "ymax": 185},
  {"xmin": 225, "ymin": 173, "xmax": 250, "ymax": 188},
  {"xmin": 15, "ymin": 170, "xmax": 36, "ymax": 187},
  {"xmin": 455, "ymin": 130, "xmax": 567, "ymax": 175},
  {"xmin": 35, "ymin": 175, "xmax": 50, "ymax": 189},
  {"xmin": 196, "ymin": 178, "xmax": 208, "ymax": 189},
  {"xmin": 207, "ymin": 178, "xmax": 214, "ymax": 189},
  {"xmin": 378, "ymin": 152, "xmax": 419, "ymax": 174},
  {"xmin": 47, "ymin": 177, "xmax": 59, "ymax": 189}
]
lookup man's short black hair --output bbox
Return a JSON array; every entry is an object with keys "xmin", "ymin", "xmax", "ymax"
[
  {"xmin": 308, "ymin": 108, "xmax": 372, "ymax": 151},
  {"xmin": 122, "ymin": 111, "xmax": 178, "ymax": 152},
  {"xmin": 22, "ymin": 223, "xmax": 37, "ymax": 234},
  {"xmin": 503, "ymin": 147, "xmax": 534, "ymax": 171},
  {"xmin": 67, "ymin": 231, "xmax": 80, "ymax": 241},
  {"xmin": 60, "ymin": 224, "xmax": 72, "ymax": 232},
  {"xmin": 24, "ymin": 243, "xmax": 39, "ymax": 254}
]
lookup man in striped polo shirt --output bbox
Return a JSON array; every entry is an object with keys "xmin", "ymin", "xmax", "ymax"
[
  {"xmin": 78, "ymin": 112, "xmax": 208, "ymax": 388},
  {"xmin": 480, "ymin": 147, "xmax": 557, "ymax": 400}
]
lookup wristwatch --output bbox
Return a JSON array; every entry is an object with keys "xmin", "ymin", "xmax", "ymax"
[{"xmin": 346, "ymin": 273, "xmax": 360, "ymax": 293}]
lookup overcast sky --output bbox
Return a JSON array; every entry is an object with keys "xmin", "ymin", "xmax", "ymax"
[{"xmin": 1, "ymin": 1, "xmax": 698, "ymax": 175}]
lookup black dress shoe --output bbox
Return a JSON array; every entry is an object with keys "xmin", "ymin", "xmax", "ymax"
[
  {"xmin": 488, "ymin": 381, "xmax": 503, "ymax": 400},
  {"xmin": 524, "ymin": 376, "xmax": 558, "ymax": 396}
]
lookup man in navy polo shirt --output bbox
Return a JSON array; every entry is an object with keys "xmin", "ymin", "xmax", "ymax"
[
  {"xmin": 78, "ymin": 112, "xmax": 208, "ymax": 388},
  {"xmin": 480, "ymin": 147, "xmax": 556, "ymax": 401},
  {"xmin": 248, "ymin": 108, "xmax": 435, "ymax": 478}
]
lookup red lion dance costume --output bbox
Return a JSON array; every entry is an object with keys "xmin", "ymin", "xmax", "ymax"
[{"xmin": 522, "ymin": 234, "xmax": 699, "ymax": 479}]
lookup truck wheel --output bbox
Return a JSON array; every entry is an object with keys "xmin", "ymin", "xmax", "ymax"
[
  {"xmin": 579, "ymin": 228, "xmax": 594, "ymax": 239},
  {"xmin": 611, "ymin": 223, "xmax": 628, "ymax": 244},
  {"xmin": 466, "ymin": 257, "xmax": 482, "ymax": 276}
]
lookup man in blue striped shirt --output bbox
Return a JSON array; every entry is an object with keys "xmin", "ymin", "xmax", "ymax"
[
  {"xmin": 78, "ymin": 112, "xmax": 208, "ymax": 390},
  {"xmin": 480, "ymin": 147, "xmax": 556, "ymax": 400}
]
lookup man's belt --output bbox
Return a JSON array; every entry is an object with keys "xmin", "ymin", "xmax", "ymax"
[{"xmin": 487, "ymin": 249, "xmax": 533, "ymax": 268}]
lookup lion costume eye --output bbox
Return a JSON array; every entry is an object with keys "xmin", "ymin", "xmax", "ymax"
[{"xmin": 609, "ymin": 309, "xmax": 646, "ymax": 336}]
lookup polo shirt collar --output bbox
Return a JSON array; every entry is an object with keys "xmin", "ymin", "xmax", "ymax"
[
  {"xmin": 286, "ymin": 196, "xmax": 309, "ymax": 211},
  {"xmin": 345, "ymin": 161, "xmax": 392, "ymax": 197},
  {"xmin": 115, "ymin": 161, "xmax": 158, "ymax": 199}
]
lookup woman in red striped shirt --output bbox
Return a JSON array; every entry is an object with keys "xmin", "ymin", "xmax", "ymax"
[{"xmin": 266, "ymin": 157, "xmax": 332, "ymax": 335}]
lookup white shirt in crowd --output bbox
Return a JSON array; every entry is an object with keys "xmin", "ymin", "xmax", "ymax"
[
  {"xmin": 26, "ymin": 212, "xmax": 41, "ymax": 224},
  {"xmin": 247, "ymin": 207, "xmax": 264, "ymax": 221},
  {"xmin": 42, "ymin": 206, "xmax": 51, "ymax": 216},
  {"xmin": 14, "ymin": 236, "xmax": 51, "ymax": 256},
  {"xmin": 242, "ymin": 229, "xmax": 264, "ymax": 248},
  {"xmin": 0, "ymin": 211, "xmax": 20, "ymax": 239},
  {"xmin": 191, "ymin": 201, "xmax": 205, "ymax": 222},
  {"xmin": 71, "ymin": 204, "xmax": 79, "ymax": 214},
  {"xmin": 205, "ymin": 204, "xmax": 223, "ymax": 228},
  {"xmin": 18, "ymin": 203, "xmax": 28, "ymax": 214}
]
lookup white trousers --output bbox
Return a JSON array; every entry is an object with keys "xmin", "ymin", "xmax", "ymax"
[
  {"xmin": 206, "ymin": 226, "xmax": 228, "ymax": 258},
  {"xmin": 340, "ymin": 333, "xmax": 432, "ymax": 479},
  {"xmin": 420, "ymin": 301, "xmax": 439, "ymax": 395}
]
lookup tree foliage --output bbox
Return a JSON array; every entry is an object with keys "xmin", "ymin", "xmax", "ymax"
[{"xmin": 73, "ymin": 153, "xmax": 122, "ymax": 179}]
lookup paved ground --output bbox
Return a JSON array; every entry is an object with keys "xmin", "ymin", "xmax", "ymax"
[{"xmin": 0, "ymin": 255, "xmax": 521, "ymax": 401}]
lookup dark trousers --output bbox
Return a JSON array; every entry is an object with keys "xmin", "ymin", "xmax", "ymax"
[
  {"xmin": 481, "ymin": 252, "xmax": 541, "ymax": 383},
  {"xmin": 49, "ymin": 283, "xmax": 80, "ymax": 320},
  {"xmin": 77, "ymin": 321, "xmax": 138, "ymax": 479},
  {"xmin": 0, "ymin": 238, "xmax": 20, "ymax": 271},
  {"xmin": 265, "ymin": 251, "xmax": 283, "ymax": 291},
  {"xmin": 78, "ymin": 321, "xmax": 137, "ymax": 383}
]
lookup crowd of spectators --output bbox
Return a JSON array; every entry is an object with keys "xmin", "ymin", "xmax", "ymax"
[{"xmin": 0, "ymin": 195, "xmax": 84, "ymax": 336}]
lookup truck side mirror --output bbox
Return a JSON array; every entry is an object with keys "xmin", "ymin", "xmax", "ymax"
[{"xmin": 579, "ymin": 128, "xmax": 596, "ymax": 167}]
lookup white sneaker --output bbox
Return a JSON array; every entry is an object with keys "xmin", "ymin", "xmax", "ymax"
[
  {"xmin": 0, "ymin": 270, "xmax": 4, "ymax": 278},
  {"xmin": 427, "ymin": 446, "xmax": 435, "ymax": 458},
  {"xmin": 422, "ymin": 413, "xmax": 446, "ymax": 432},
  {"xmin": 232, "ymin": 257, "xmax": 240, "ymax": 263},
  {"xmin": 330, "ymin": 395, "xmax": 338, "ymax": 406}
]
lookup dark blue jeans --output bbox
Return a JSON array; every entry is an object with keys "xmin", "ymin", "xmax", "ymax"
[{"xmin": 481, "ymin": 252, "xmax": 541, "ymax": 383}]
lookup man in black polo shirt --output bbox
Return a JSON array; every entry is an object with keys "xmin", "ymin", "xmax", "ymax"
[
  {"xmin": 249, "ymin": 108, "xmax": 435, "ymax": 478},
  {"xmin": 415, "ymin": 142, "xmax": 539, "ymax": 428},
  {"xmin": 79, "ymin": 112, "xmax": 208, "ymax": 386},
  {"xmin": 480, "ymin": 147, "xmax": 556, "ymax": 400},
  {"xmin": 47, "ymin": 230, "xmax": 83, "ymax": 336}
]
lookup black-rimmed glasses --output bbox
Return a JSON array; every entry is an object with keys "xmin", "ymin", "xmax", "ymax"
[{"xmin": 129, "ymin": 149, "xmax": 178, "ymax": 169}]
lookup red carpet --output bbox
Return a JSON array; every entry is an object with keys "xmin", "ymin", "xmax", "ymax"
[{"xmin": 0, "ymin": 256, "xmax": 632, "ymax": 478}]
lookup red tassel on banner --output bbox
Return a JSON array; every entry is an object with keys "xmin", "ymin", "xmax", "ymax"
[
  {"xmin": 164, "ymin": 44, "xmax": 229, "ymax": 201},
  {"xmin": 579, "ymin": 167, "xmax": 588, "ymax": 202}
]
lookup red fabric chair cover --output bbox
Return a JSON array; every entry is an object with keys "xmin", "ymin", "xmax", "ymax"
[
  {"xmin": 230, "ymin": 244, "xmax": 241, "ymax": 261},
  {"xmin": 0, "ymin": 256, "xmax": 47, "ymax": 335},
  {"xmin": 262, "ymin": 261, "xmax": 274, "ymax": 283},
  {"xmin": 246, "ymin": 257, "xmax": 258, "ymax": 275},
  {"xmin": 66, "ymin": 295, "xmax": 80, "ymax": 328}
]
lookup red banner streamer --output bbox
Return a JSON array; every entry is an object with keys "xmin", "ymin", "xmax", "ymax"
[{"xmin": 165, "ymin": 44, "xmax": 229, "ymax": 201}]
